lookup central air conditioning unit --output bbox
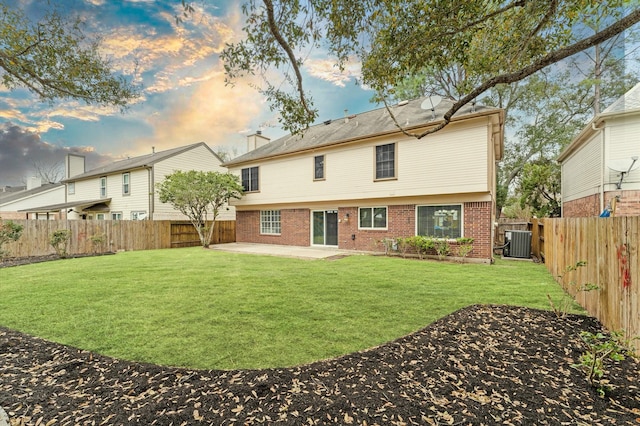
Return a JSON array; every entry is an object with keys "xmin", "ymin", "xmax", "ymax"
[{"xmin": 504, "ymin": 230, "xmax": 532, "ymax": 259}]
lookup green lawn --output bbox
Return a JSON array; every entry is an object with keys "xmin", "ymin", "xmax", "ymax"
[{"xmin": 0, "ymin": 248, "xmax": 581, "ymax": 370}]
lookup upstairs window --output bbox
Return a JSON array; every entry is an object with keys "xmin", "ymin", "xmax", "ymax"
[
  {"xmin": 314, "ymin": 155, "xmax": 325, "ymax": 180},
  {"xmin": 241, "ymin": 166, "xmax": 259, "ymax": 192},
  {"xmin": 67, "ymin": 182, "xmax": 75, "ymax": 195},
  {"xmin": 122, "ymin": 172, "xmax": 130, "ymax": 195},
  {"xmin": 375, "ymin": 143, "xmax": 396, "ymax": 180},
  {"xmin": 99, "ymin": 176, "xmax": 107, "ymax": 198}
]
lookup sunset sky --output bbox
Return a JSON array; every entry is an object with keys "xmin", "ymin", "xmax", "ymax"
[{"xmin": 0, "ymin": 0, "xmax": 376, "ymax": 186}]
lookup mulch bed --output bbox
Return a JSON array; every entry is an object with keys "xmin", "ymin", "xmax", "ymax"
[
  {"xmin": 1, "ymin": 305, "xmax": 639, "ymax": 425},
  {"xmin": 0, "ymin": 253, "xmax": 115, "ymax": 268}
]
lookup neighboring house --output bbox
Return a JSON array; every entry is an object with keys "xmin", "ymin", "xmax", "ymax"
[
  {"xmin": 22, "ymin": 142, "xmax": 235, "ymax": 221},
  {"xmin": 559, "ymin": 83, "xmax": 640, "ymax": 217},
  {"xmin": 0, "ymin": 178, "xmax": 65, "ymax": 220},
  {"xmin": 224, "ymin": 97, "xmax": 504, "ymax": 262}
]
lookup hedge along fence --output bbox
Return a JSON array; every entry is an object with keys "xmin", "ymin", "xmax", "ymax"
[
  {"xmin": 542, "ymin": 216, "xmax": 639, "ymax": 354},
  {"xmin": 1, "ymin": 220, "xmax": 236, "ymax": 258}
]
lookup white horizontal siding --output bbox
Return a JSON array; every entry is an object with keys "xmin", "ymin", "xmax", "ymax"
[
  {"xmin": 562, "ymin": 133, "xmax": 601, "ymax": 202},
  {"xmin": 231, "ymin": 118, "xmax": 492, "ymax": 208},
  {"xmin": 0, "ymin": 186, "xmax": 65, "ymax": 211},
  {"xmin": 605, "ymin": 117, "xmax": 640, "ymax": 191},
  {"xmin": 153, "ymin": 144, "xmax": 236, "ymax": 221}
]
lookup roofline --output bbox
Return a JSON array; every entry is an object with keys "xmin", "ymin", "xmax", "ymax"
[
  {"xmin": 224, "ymin": 108, "xmax": 503, "ymax": 167},
  {"xmin": 557, "ymin": 108, "xmax": 640, "ymax": 162},
  {"xmin": 62, "ymin": 142, "xmax": 219, "ymax": 183}
]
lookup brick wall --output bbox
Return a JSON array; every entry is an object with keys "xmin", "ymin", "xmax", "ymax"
[
  {"xmin": 563, "ymin": 191, "xmax": 640, "ymax": 217},
  {"xmin": 237, "ymin": 202, "xmax": 493, "ymax": 260},
  {"xmin": 236, "ymin": 209, "xmax": 310, "ymax": 246},
  {"xmin": 562, "ymin": 194, "xmax": 600, "ymax": 217}
]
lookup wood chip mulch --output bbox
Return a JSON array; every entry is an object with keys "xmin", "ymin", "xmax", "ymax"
[{"xmin": 1, "ymin": 305, "xmax": 639, "ymax": 425}]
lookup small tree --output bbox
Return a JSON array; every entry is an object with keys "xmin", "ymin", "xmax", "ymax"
[
  {"xmin": 157, "ymin": 170, "xmax": 243, "ymax": 248},
  {"xmin": 50, "ymin": 229, "xmax": 72, "ymax": 258},
  {"xmin": 0, "ymin": 218, "xmax": 24, "ymax": 259}
]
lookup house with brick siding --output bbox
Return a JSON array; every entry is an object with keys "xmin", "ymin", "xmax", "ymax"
[
  {"xmin": 224, "ymin": 97, "xmax": 504, "ymax": 262},
  {"xmin": 559, "ymin": 83, "xmax": 640, "ymax": 217}
]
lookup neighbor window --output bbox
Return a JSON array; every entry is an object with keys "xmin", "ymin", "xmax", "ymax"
[
  {"xmin": 99, "ymin": 176, "xmax": 107, "ymax": 198},
  {"xmin": 260, "ymin": 210, "xmax": 281, "ymax": 234},
  {"xmin": 359, "ymin": 207, "xmax": 387, "ymax": 229},
  {"xmin": 131, "ymin": 211, "xmax": 147, "ymax": 220},
  {"xmin": 122, "ymin": 172, "xmax": 130, "ymax": 195},
  {"xmin": 314, "ymin": 155, "xmax": 325, "ymax": 180},
  {"xmin": 111, "ymin": 212, "xmax": 123, "ymax": 220},
  {"xmin": 416, "ymin": 205, "xmax": 462, "ymax": 239},
  {"xmin": 241, "ymin": 166, "xmax": 259, "ymax": 192},
  {"xmin": 375, "ymin": 143, "xmax": 396, "ymax": 180},
  {"xmin": 96, "ymin": 213, "xmax": 105, "ymax": 220},
  {"xmin": 67, "ymin": 182, "xmax": 75, "ymax": 195}
]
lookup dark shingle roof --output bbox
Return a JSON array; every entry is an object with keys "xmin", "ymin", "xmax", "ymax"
[
  {"xmin": 224, "ymin": 97, "xmax": 500, "ymax": 166},
  {"xmin": 63, "ymin": 142, "xmax": 220, "ymax": 182}
]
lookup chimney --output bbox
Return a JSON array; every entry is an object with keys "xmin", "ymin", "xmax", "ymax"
[
  {"xmin": 247, "ymin": 131, "xmax": 270, "ymax": 152},
  {"xmin": 65, "ymin": 154, "xmax": 86, "ymax": 179},
  {"xmin": 26, "ymin": 176, "xmax": 42, "ymax": 190},
  {"xmin": 152, "ymin": 146, "xmax": 156, "ymax": 154}
]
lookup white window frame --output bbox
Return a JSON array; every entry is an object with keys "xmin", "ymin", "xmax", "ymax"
[
  {"xmin": 111, "ymin": 212, "xmax": 123, "ymax": 220},
  {"xmin": 67, "ymin": 182, "xmax": 75, "ymax": 195},
  {"xmin": 358, "ymin": 206, "xmax": 388, "ymax": 230},
  {"xmin": 122, "ymin": 172, "xmax": 130, "ymax": 196},
  {"xmin": 131, "ymin": 211, "xmax": 147, "ymax": 220},
  {"xmin": 99, "ymin": 176, "xmax": 107, "ymax": 198},
  {"xmin": 260, "ymin": 210, "xmax": 281, "ymax": 235},
  {"xmin": 415, "ymin": 204, "xmax": 463, "ymax": 239},
  {"xmin": 95, "ymin": 213, "xmax": 104, "ymax": 220}
]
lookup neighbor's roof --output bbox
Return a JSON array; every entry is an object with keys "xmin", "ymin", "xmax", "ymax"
[
  {"xmin": 19, "ymin": 199, "xmax": 112, "ymax": 213},
  {"xmin": 224, "ymin": 97, "xmax": 504, "ymax": 166},
  {"xmin": 63, "ymin": 142, "xmax": 221, "ymax": 182},
  {"xmin": 0, "ymin": 183, "xmax": 63, "ymax": 206},
  {"xmin": 558, "ymin": 82, "xmax": 640, "ymax": 162}
]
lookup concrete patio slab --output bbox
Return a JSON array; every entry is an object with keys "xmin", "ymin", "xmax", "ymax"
[{"xmin": 209, "ymin": 242, "xmax": 357, "ymax": 259}]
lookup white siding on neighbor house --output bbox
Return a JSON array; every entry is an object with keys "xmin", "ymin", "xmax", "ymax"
[
  {"xmin": 0, "ymin": 186, "xmax": 65, "ymax": 211},
  {"xmin": 68, "ymin": 175, "xmax": 105, "ymax": 202},
  {"xmin": 562, "ymin": 132, "xmax": 602, "ymax": 202},
  {"xmin": 605, "ymin": 117, "xmax": 640, "ymax": 191},
  {"xmin": 152, "ymin": 144, "xmax": 236, "ymax": 221},
  {"xmin": 230, "ymin": 118, "xmax": 492, "ymax": 208},
  {"xmin": 107, "ymin": 169, "xmax": 151, "ymax": 218}
]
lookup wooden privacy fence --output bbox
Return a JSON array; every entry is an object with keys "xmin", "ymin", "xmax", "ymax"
[
  {"xmin": 2, "ymin": 220, "xmax": 236, "ymax": 258},
  {"xmin": 542, "ymin": 216, "xmax": 639, "ymax": 353}
]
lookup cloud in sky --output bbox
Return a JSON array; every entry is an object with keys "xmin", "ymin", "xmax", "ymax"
[
  {"xmin": 0, "ymin": 1, "xmax": 375, "ymax": 186},
  {"xmin": 0, "ymin": 123, "xmax": 115, "ymax": 186}
]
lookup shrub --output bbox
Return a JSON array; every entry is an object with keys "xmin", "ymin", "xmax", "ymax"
[
  {"xmin": 433, "ymin": 239, "xmax": 451, "ymax": 260},
  {"xmin": 89, "ymin": 233, "xmax": 106, "ymax": 254},
  {"xmin": 405, "ymin": 236, "xmax": 435, "ymax": 259},
  {"xmin": 0, "ymin": 219, "xmax": 24, "ymax": 259},
  {"xmin": 50, "ymin": 229, "xmax": 72, "ymax": 258},
  {"xmin": 455, "ymin": 237, "xmax": 474, "ymax": 262}
]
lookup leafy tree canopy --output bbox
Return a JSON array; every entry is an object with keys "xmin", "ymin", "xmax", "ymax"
[
  {"xmin": 157, "ymin": 170, "xmax": 243, "ymax": 248},
  {"xmin": 0, "ymin": 1, "xmax": 139, "ymax": 108},
  {"xmin": 213, "ymin": 0, "xmax": 640, "ymax": 134}
]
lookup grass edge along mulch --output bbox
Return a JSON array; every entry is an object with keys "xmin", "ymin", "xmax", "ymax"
[{"xmin": 1, "ymin": 304, "xmax": 639, "ymax": 425}]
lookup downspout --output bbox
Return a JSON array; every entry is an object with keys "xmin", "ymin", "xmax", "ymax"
[
  {"xmin": 148, "ymin": 166, "xmax": 154, "ymax": 220},
  {"xmin": 592, "ymin": 121, "xmax": 605, "ymax": 213}
]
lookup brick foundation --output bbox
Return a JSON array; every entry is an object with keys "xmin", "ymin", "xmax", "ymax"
[
  {"xmin": 237, "ymin": 202, "xmax": 494, "ymax": 261},
  {"xmin": 563, "ymin": 191, "xmax": 640, "ymax": 217}
]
